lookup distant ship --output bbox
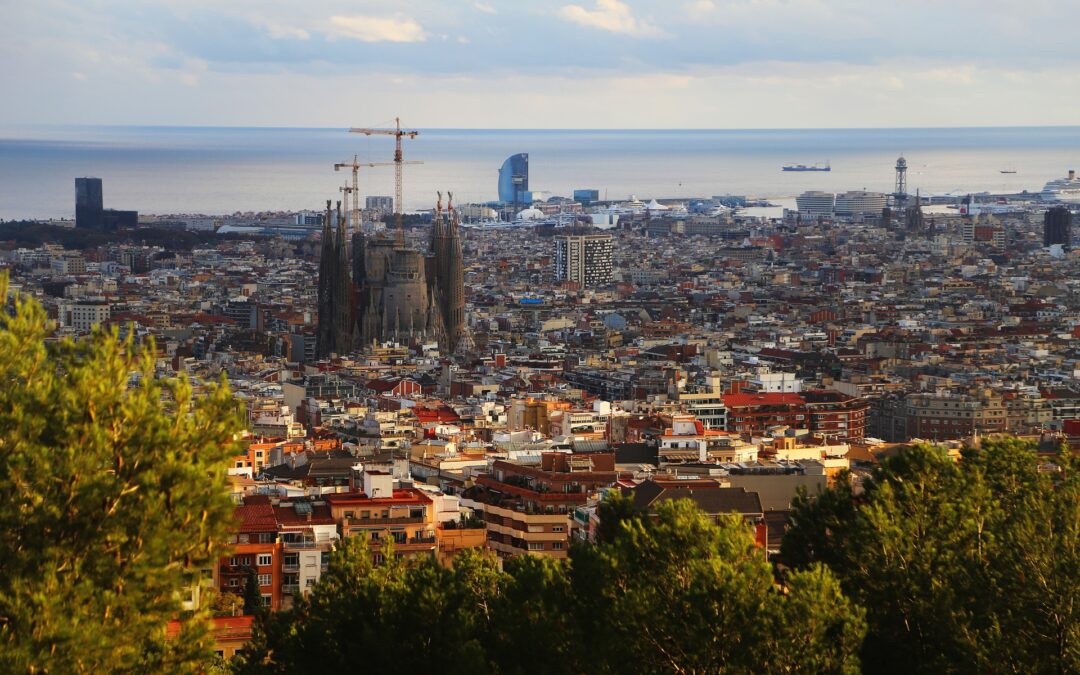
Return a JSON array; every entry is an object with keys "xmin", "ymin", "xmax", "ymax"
[
  {"xmin": 1000, "ymin": 168, "xmax": 1017, "ymax": 174},
  {"xmin": 782, "ymin": 162, "xmax": 830, "ymax": 172}
]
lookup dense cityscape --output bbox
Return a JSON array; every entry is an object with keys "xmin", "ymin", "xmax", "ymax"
[
  {"xmin": 2, "ymin": 131, "xmax": 1079, "ymax": 667},
  {"xmin": 3, "ymin": 0, "xmax": 1080, "ymax": 671}
]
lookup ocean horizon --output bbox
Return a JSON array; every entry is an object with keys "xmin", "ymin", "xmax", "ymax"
[{"xmin": 3, "ymin": 124, "xmax": 1079, "ymax": 220}]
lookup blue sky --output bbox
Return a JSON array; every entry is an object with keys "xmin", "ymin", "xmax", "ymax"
[{"xmin": 2, "ymin": 0, "xmax": 1077, "ymax": 128}]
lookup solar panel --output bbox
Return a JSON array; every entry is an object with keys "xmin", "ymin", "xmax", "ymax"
[{"xmin": 294, "ymin": 502, "xmax": 313, "ymax": 514}]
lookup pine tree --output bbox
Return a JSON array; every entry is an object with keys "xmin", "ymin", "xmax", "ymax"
[
  {"xmin": 0, "ymin": 274, "xmax": 242, "ymax": 673},
  {"xmin": 782, "ymin": 439, "xmax": 1080, "ymax": 674}
]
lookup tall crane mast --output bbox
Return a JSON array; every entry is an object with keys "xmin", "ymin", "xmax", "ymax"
[
  {"xmin": 333, "ymin": 157, "xmax": 402, "ymax": 237},
  {"xmin": 333, "ymin": 155, "xmax": 361, "ymax": 236},
  {"xmin": 348, "ymin": 117, "xmax": 420, "ymax": 245}
]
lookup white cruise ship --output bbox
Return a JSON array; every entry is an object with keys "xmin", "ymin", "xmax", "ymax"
[{"xmin": 1040, "ymin": 170, "xmax": 1080, "ymax": 204}]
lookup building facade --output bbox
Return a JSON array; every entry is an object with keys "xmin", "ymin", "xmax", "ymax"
[
  {"xmin": 75, "ymin": 177, "xmax": 104, "ymax": 230},
  {"xmin": 796, "ymin": 191, "xmax": 835, "ymax": 217},
  {"xmin": 1044, "ymin": 206, "xmax": 1072, "ymax": 247},
  {"xmin": 498, "ymin": 153, "xmax": 529, "ymax": 206},
  {"xmin": 554, "ymin": 233, "xmax": 613, "ymax": 287}
]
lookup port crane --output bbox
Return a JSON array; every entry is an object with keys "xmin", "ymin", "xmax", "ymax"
[{"xmin": 348, "ymin": 118, "xmax": 421, "ymax": 244}]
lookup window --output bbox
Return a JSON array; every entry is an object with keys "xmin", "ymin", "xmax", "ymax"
[
  {"xmin": 257, "ymin": 554, "xmax": 272, "ymax": 566},
  {"xmin": 228, "ymin": 578, "xmax": 239, "ymax": 587},
  {"xmin": 370, "ymin": 531, "xmax": 381, "ymax": 541},
  {"xmin": 528, "ymin": 542, "xmax": 544, "ymax": 551},
  {"xmin": 320, "ymin": 552, "xmax": 330, "ymax": 567},
  {"xmin": 258, "ymin": 574, "xmax": 272, "ymax": 587},
  {"xmin": 257, "ymin": 533, "xmax": 275, "ymax": 544},
  {"xmin": 344, "ymin": 511, "xmax": 355, "ymax": 519},
  {"xmin": 283, "ymin": 553, "xmax": 299, "ymax": 568},
  {"xmin": 392, "ymin": 531, "xmax": 407, "ymax": 544},
  {"xmin": 361, "ymin": 510, "xmax": 370, "ymax": 518},
  {"xmin": 305, "ymin": 578, "xmax": 316, "ymax": 587},
  {"xmin": 261, "ymin": 595, "xmax": 272, "ymax": 607},
  {"xmin": 552, "ymin": 542, "xmax": 564, "ymax": 550},
  {"xmin": 551, "ymin": 526, "xmax": 564, "ymax": 533}
]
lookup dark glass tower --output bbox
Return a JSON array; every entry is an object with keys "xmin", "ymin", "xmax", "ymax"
[
  {"xmin": 1044, "ymin": 206, "xmax": 1072, "ymax": 248},
  {"xmin": 75, "ymin": 177, "xmax": 104, "ymax": 230}
]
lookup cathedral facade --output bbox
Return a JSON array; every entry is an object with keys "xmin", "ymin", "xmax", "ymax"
[{"xmin": 317, "ymin": 194, "xmax": 464, "ymax": 357}]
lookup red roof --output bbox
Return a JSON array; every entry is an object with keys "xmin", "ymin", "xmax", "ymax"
[
  {"xmin": 723, "ymin": 392, "xmax": 805, "ymax": 408},
  {"xmin": 325, "ymin": 488, "xmax": 432, "ymax": 507},
  {"xmin": 234, "ymin": 502, "xmax": 277, "ymax": 533}
]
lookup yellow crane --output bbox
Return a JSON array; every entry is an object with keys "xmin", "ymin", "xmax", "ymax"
[{"xmin": 348, "ymin": 117, "xmax": 421, "ymax": 245}]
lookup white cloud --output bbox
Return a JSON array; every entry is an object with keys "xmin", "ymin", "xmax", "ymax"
[
  {"xmin": 327, "ymin": 15, "xmax": 427, "ymax": 43},
  {"xmin": 685, "ymin": 0, "xmax": 716, "ymax": 16},
  {"xmin": 558, "ymin": 0, "xmax": 664, "ymax": 37},
  {"xmin": 263, "ymin": 24, "xmax": 310, "ymax": 40},
  {"xmin": 472, "ymin": 2, "xmax": 497, "ymax": 14}
]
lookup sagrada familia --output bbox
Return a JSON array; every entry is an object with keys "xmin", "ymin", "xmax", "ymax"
[{"xmin": 317, "ymin": 193, "xmax": 465, "ymax": 357}]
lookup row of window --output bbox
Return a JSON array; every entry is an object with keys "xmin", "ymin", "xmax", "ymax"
[{"xmin": 228, "ymin": 553, "xmax": 274, "ymax": 567}]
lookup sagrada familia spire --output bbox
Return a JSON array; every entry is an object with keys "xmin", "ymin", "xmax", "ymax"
[{"xmin": 316, "ymin": 193, "xmax": 465, "ymax": 358}]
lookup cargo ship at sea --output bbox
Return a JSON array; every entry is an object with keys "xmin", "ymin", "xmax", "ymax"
[{"xmin": 782, "ymin": 162, "xmax": 830, "ymax": 172}]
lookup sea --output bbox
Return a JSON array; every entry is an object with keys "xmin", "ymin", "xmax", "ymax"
[{"xmin": 2, "ymin": 125, "xmax": 1080, "ymax": 220}]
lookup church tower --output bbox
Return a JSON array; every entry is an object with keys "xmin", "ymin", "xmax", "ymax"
[
  {"xmin": 431, "ymin": 192, "xmax": 465, "ymax": 353},
  {"xmin": 316, "ymin": 201, "xmax": 354, "ymax": 358}
]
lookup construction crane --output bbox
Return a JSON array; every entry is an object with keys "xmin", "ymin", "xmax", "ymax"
[
  {"xmin": 333, "ymin": 157, "xmax": 403, "ymax": 237},
  {"xmin": 333, "ymin": 155, "xmax": 362, "ymax": 236},
  {"xmin": 348, "ymin": 117, "xmax": 420, "ymax": 245}
]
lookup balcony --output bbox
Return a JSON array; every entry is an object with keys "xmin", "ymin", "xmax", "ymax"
[
  {"xmin": 409, "ymin": 535, "xmax": 437, "ymax": 545},
  {"xmin": 282, "ymin": 563, "xmax": 300, "ymax": 572},
  {"xmin": 281, "ymin": 584, "xmax": 300, "ymax": 595}
]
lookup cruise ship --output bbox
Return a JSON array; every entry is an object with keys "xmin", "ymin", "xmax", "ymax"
[{"xmin": 1041, "ymin": 170, "xmax": 1080, "ymax": 204}]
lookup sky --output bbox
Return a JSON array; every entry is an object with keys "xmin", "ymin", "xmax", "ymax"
[{"xmin": 2, "ymin": 0, "xmax": 1078, "ymax": 129}]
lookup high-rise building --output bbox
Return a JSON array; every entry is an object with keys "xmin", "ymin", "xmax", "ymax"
[
  {"xmin": 75, "ymin": 177, "xmax": 137, "ymax": 230},
  {"xmin": 795, "ymin": 191, "xmax": 835, "ymax": 217},
  {"xmin": 1044, "ymin": 206, "xmax": 1072, "ymax": 247},
  {"xmin": 75, "ymin": 177, "xmax": 104, "ymax": 230},
  {"xmin": 554, "ymin": 233, "xmax": 613, "ymax": 287},
  {"xmin": 834, "ymin": 191, "xmax": 888, "ymax": 218},
  {"xmin": 497, "ymin": 153, "xmax": 528, "ymax": 206}
]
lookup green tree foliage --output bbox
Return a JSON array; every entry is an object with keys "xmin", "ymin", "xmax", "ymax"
[
  {"xmin": 571, "ymin": 500, "xmax": 865, "ymax": 674},
  {"xmin": 243, "ymin": 568, "xmax": 264, "ymax": 617},
  {"xmin": 209, "ymin": 590, "xmax": 245, "ymax": 618},
  {"xmin": 236, "ymin": 537, "xmax": 495, "ymax": 674},
  {"xmin": 239, "ymin": 498, "xmax": 865, "ymax": 674},
  {"xmin": 0, "ymin": 274, "xmax": 242, "ymax": 673},
  {"xmin": 782, "ymin": 439, "xmax": 1080, "ymax": 674}
]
